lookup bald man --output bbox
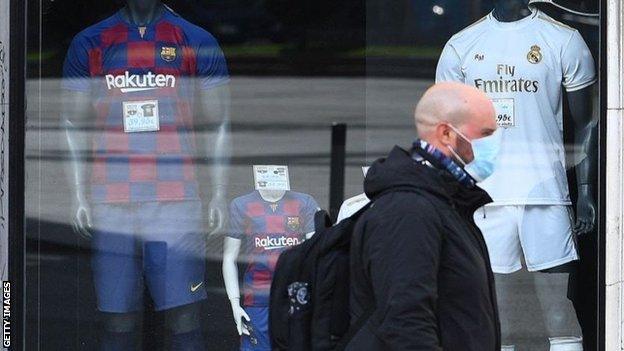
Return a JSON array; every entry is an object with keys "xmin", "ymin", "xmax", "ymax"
[{"xmin": 345, "ymin": 82, "xmax": 501, "ymax": 351}]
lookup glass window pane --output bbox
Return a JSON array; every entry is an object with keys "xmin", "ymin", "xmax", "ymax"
[{"xmin": 23, "ymin": 0, "xmax": 601, "ymax": 350}]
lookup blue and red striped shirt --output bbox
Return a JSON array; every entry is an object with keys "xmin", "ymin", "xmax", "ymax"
[
  {"xmin": 228, "ymin": 191, "xmax": 320, "ymax": 306},
  {"xmin": 62, "ymin": 6, "xmax": 229, "ymax": 204}
]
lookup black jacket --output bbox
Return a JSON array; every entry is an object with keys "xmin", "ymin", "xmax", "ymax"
[{"xmin": 346, "ymin": 146, "xmax": 501, "ymax": 351}]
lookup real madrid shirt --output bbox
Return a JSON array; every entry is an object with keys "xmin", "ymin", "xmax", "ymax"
[
  {"xmin": 436, "ymin": 9, "xmax": 596, "ymax": 205},
  {"xmin": 227, "ymin": 190, "xmax": 319, "ymax": 306},
  {"xmin": 62, "ymin": 6, "xmax": 230, "ymax": 204}
]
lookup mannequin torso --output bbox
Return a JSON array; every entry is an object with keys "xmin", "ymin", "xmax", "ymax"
[
  {"xmin": 494, "ymin": 0, "xmax": 596, "ymax": 237},
  {"xmin": 62, "ymin": 0, "xmax": 231, "ymax": 236}
]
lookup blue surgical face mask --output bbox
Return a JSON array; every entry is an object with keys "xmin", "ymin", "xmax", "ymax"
[{"xmin": 446, "ymin": 125, "xmax": 502, "ymax": 182}]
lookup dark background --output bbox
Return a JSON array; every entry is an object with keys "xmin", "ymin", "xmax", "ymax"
[
  {"xmin": 28, "ymin": 0, "xmax": 601, "ymax": 78},
  {"xmin": 28, "ymin": 0, "xmax": 505, "ymax": 78}
]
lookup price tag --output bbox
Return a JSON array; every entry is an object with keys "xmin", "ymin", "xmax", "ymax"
[
  {"xmin": 491, "ymin": 98, "xmax": 515, "ymax": 128},
  {"xmin": 253, "ymin": 165, "xmax": 291, "ymax": 191},
  {"xmin": 123, "ymin": 100, "xmax": 160, "ymax": 133}
]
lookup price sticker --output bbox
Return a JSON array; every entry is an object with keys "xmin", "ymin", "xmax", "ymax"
[
  {"xmin": 123, "ymin": 100, "xmax": 160, "ymax": 133},
  {"xmin": 492, "ymin": 98, "xmax": 515, "ymax": 128},
  {"xmin": 253, "ymin": 165, "xmax": 291, "ymax": 191}
]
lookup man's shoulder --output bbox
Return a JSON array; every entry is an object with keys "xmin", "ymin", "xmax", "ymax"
[
  {"xmin": 354, "ymin": 190, "xmax": 446, "ymax": 249},
  {"xmin": 365, "ymin": 189, "xmax": 444, "ymax": 222}
]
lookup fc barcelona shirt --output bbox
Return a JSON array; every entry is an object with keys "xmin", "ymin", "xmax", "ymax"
[
  {"xmin": 62, "ymin": 6, "xmax": 229, "ymax": 204},
  {"xmin": 227, "ymin": 191, "xmax": 320, "ymax": 307}
]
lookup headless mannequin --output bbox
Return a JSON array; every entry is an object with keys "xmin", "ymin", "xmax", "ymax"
[
  {"xmin": 222, "ymin": 189, "xmax": 287, "ymax": 336},
  {"xmin": 62, "ymin": 0, "xmax": 231, "ymax": 347},
  {"xmin": 65, "ymin": 0, "xmax": 231, "ymax": 239},
  {"xmin": 222, "ymin": 189, "xmax": 315, "ymax": 336},
  {"xmin": 491, "ymin": 0, "xmax": 597, "ymax": 348}
]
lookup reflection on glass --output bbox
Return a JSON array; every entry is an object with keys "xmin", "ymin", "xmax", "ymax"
[
  {"xmin": 61, "ymin": 1, "xmax": 230, "ymax": 348},
  {"xmin": 24, "ymin": 0, "xmax": 600, "ymax": 349}
]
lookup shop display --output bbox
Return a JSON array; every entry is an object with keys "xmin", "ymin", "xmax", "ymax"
[
  {"xmin": 61, "ymin": 0, "xmax": 230, "ymax": 349},
  {"xmin": 223, "ymin": 166, "xmax": 319, "ymax": 351},
  {"xmin": 436, "ymin": 1, "xmax": 596, "ymax": 349}
]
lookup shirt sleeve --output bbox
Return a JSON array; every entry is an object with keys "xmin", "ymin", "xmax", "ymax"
[
  {"xmin": 227, "ymin": 200, "xmax": 245, "ymax": 239},
  {"xmin": 302, "ymin": 195, "xmax": 321, "ymax": 233},
  {"xmin": 195, "ymin": 33, "xmax": 230, "ymax": 90},
  {"xmin": 562, "ymin": 30, "xmax": 596, "ymax": 92},
  {"xmin": 62, "ymin": 34, "xmax": 92, "ymax": 92},
  {"xmin": 435, "ymin": 41, "xmax": 464, "ymax": 83}
]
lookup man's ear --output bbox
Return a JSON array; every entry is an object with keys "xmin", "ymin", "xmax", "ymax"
[{"xmin": 436, "ymin": 123, "xmax": 453, "ymax": 146}]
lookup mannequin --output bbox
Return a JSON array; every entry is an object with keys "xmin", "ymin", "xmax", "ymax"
[
  {"xmin": 223, "ymin": 189, "xmax": 287, "ymax": 337},
  {"xmin": 223, "ymin": 187, "xmax": 319, "ymax": 350},
  {"xmin": 493, "ymin": 2, "xmax": 595, "ymax": 349},
  {"xmin": 436, "ymin": 0, "xmax": 596, "ymax": 350},
  {"xmin": 66, "ymin": 0, "xmax": 230, "ymax": 242},
  {"xmin": 492, "ymin": 1, "xmax": 596, "ymax": 234},
  {"xmin": 501, "ymin": 1, "xmax": 593, "ymax": 349},
  {"xmin": 61, "ymin": 0, "xmax": 230, "ymax": 349}
]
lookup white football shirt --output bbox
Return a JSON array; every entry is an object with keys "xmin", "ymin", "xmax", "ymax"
[{"xmin": 436, "ymin": 9, "xmax": 596, "ymax": 205}]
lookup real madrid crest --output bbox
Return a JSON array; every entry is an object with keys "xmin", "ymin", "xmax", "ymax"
[
  {"xmin": 527, "ymin": 45, "xmax": 542, "ymax": 64},
  {"xmin": 160, "ymin": 47, "xmax": 177, "ymax": 62},
  {"xmin": 286, "ymin": 216, "xmax": 301, "ymax": 231}
]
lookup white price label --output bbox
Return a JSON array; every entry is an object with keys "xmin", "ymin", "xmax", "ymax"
[
  {"xmin": 253, "ymin": 165, "xmax": 291, "ymax": 191},
  {"xmin": 123, "ymin": 100, "xmax": 160, "ymax": 133},
  {"xmin": 492, "ymin": 98, "xmax": 515, "ymax": 128}
]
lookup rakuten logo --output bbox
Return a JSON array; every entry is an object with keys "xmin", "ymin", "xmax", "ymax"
[
  {"xmin": 105, "ymin": 71, "xmax": 176, "ymax": 93},
  {"xmin": 254, "ymin": 236, "xmax": 302, "ymax": 250}
]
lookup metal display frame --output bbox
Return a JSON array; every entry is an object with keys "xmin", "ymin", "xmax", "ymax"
[{"xmin": 597, "ymin": 0, "xmax": 606, "ymax": 349}]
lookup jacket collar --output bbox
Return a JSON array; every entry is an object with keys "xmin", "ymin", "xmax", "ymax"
[{"xmin": 364, "ymin": 146, "xmax": 492, "ymax": 215}]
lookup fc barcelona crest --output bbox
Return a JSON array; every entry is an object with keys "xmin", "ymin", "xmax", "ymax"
[
  {"xmin": 161, "ymin": 47, "xmax": 177, "ymax": 62},
  {"xmin": 286, "ymin": 216, "xmax": 301, "ymax": 231},
  {"xmin": 527, "ymin": 45, "xmax": 542, "ymax": 64}
]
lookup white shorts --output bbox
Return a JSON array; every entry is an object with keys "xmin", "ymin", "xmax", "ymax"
[{"xmin": 474, "ymin": 205, "xmax": 578, "ymax": 274}]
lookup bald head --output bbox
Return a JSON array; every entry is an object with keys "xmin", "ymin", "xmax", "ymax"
[
  {"xmin": 414, "ymin": 82, "xmax": 497, "ymax": 161},
  {"xmin": 415, "ymin": 82, "xmax": 495, "ymax": 137}
]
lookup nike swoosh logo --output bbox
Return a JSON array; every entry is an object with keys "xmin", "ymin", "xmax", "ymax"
[
  {"xmin": 264, "ymin": 246, "xmax": 288, "ymax": 250},
  {"xmin": 190, "ymin": 282, "xmax": 203, "ymax": 292},
  {"xmin": 120, "ymin": 87, "xmax": 158, "ymax": 93}
]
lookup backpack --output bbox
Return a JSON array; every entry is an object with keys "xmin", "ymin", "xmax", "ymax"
[{"xmin": 269, "ymin": 202, "xmax": 373, "ymax": 351}]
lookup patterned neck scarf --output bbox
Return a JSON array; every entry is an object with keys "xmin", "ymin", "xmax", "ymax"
[{"xmin": 411, "ymin": 139, "xmax": 476, "ymax": 189}]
